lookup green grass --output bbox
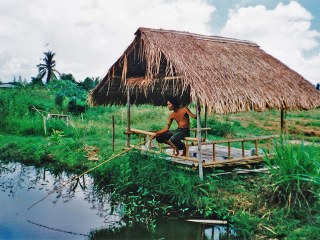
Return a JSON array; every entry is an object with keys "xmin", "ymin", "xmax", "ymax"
[
  {"xmin": 0, "ymin": 87, "xmax": 320, "ymax": 239},
  {"xmin": 265, "ymin": 139, "xmax": 320, "ymax": 212}
]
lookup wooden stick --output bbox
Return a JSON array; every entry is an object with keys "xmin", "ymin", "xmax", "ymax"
[
  {"xmin": 211, "ymin": 135, "xmax": 279, "ymax": 144},
  {"xmin": 185, "ymin": 140, "xmax": 189, "ymax": 159},
  {"xmin": 241, "ymin": 141, "xmax": 245, "ymax": 157},
  {"xmin": 196, "ymin": 97, "xmax": 203, "ymax": 180},
  {"xmin": 43, "ymin": 116, "xmax": 47, "ymax": 135},
  {"xmin": 130, "ymin": 128, "xmax": 155, "ymax": 136},
  {"xmin": 202, "ymin": 155, "xmax": 268, "ymax": 166},
  {"xmin": 186, "ymin": 219, "xmax": 228, "ymax": 225},
  {"xmin": 112, "ymin": 115, "xmax": 115, "ymax": 152},
  {"xmin": 126, "ymin": 87, "xmax": 130, "ymax": 147}
]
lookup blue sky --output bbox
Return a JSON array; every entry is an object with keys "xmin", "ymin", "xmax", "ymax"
[
  {"xmin": 210, "ymin": 0, "xmax": 320, "ymax": 32},
  {"xmin": 0, "ymin": 0, "xmax": 319, "ymax": 84}
]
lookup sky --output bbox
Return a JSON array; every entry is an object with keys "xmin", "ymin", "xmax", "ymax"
[{"xmin": 0, "ymin": 0, "xmax": 319, "ymax": 85}]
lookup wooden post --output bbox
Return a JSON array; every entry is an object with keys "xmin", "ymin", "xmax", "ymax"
[
  {"xmin": 149, "ymin": 135, "xmax": 152, "ymax": 150},
  {"xmin": 228, "ymin": 142, "xmax": 231, "ymax": 159},
  {"xmin": 185, "ymin": 140, "xmax": 189, "ymax": 159},
  {"xmin": 255, "ymin": 139, "xmax": 259, "ymax": 156},
  {"xmin": 82, "ymin": 127, "xmax": 87, "ymax": 146},
  {"xmin": 43, "ymin": 116, "xmax": 47, "ymax": 135},
  {"xmin": 280, "ymin": 109, "xmax": 286, "ymax": 134},
  {"xmin": 204, "ymin": 105, "xmax": 208, "ymax": 140},
  {"xmin": 112, "ymin": 115, "xmax": 115, "ymax": 152},
  {"xmin": 241, "ymin": 141, "xmax": 245, "ymax": 158},
  {"xmin": 213, "ymin": 143, "xmax": 216, "ymax": 162},
  {"xmin": 196, "ymin": 98, "xmax": 203, "ymax": 180},
  {"xmin": 126, "ymin": 87, "xmax": 131, "ymax": 147}
]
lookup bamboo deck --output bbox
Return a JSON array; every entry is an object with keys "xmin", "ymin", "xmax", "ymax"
[
  {"xmin": 129, "ymin": 128, "xmax": 277, "ymax": 168},
  {"xmin": 142, "ymin": 144, "xmax": 267, "ymax": 168}
]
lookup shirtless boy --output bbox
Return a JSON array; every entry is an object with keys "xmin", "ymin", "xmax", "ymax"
[{"xmin": 151, "ymin": 97, "xmax": 196, "ymax": 156}]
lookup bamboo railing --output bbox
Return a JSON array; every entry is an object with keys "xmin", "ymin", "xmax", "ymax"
[{"xmin": 127, "ymin": 128, "xmax": 278, "ymax": 166}]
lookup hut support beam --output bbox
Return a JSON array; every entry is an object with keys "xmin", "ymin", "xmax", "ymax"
[
  {"xmin": 280, "ymin": 109, "xmax": 286, "ymax": 134},
  {"xmin": 127, "ymin": 87, "xmax": 131, "ymax": 147},
  {"xmin": 196, "ymin": 97, "xmax": 203, "ymax": 180},
  {"xmin": 204, "ymin": 105, "xmax": 208, "ymax": 140}
]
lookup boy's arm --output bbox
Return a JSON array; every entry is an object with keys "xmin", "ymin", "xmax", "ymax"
[{"xmin": 186, "ymin": 107, "xmax": 196, "ymax": 119}]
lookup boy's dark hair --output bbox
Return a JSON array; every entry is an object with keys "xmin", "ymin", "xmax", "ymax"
[{"xmin": 167, "ymin": 97, "xmax": 180, "ymax": 108}]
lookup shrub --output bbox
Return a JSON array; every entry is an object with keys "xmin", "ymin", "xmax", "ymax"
[{"xmin": 206, "ymin": 118, "xmax": 236, "ymax": 137}]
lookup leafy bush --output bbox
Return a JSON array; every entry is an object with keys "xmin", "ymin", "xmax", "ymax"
[{"xmin": 206, "ymin": 117, "xmax": 236, "ymax": 137}]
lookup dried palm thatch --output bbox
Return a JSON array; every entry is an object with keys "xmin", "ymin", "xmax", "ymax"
[{"xmin": 89, "ymin": 27, "xmax": 320, "ymax": 114}]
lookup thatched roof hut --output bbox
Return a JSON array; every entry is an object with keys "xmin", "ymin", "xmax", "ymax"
[{"xmin": 89, "ymin": 27, "xmax": 320, "ymax": 114}]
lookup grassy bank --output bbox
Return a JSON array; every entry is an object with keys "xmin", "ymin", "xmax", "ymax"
[{"xmin": 0, "ymin": 87, "xmax": 319, "ymax": 238}]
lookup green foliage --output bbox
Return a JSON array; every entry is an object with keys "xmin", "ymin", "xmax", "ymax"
[
  {"xmin": 1, "ymin": 86, "xmax": 320, "ymax": 238},
  {"xmin": 78, "ymin": 77, "xmax": 99, "ymax": 91},
  {"xmin": 206, "ymin": 117, "xmax": 236, "ymax": 137},
  {"xmin": 0, "ymin": 87, "xmax": 56, "ymax": 134},
  {"xmin": 60, "ymin": 73, "xmax": 76, "ymax": 83},
  {"xmin": 37, "ymin": 51, "xmax": 60, "ymax": 84},
  {"xmin": 47, "ymin": 79, "xmax": 88, "ymax": 114},
  {"xmin": 265, "ymin": 139, "xmax": 320, "ymax": 212}
]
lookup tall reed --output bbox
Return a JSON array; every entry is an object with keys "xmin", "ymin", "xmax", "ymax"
[{"xmin": 265, "ymin": 138, "xmax": 320, "ymax": 212}]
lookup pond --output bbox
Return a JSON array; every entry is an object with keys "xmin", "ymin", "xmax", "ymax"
[{"xmin": 0, "ymin": 161, "xmax": 234, "ymax": 239}]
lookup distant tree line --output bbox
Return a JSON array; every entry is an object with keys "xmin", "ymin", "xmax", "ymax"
[{"xmin": 1, "ymin": 51, "xmax": 101, "ymax": 115}]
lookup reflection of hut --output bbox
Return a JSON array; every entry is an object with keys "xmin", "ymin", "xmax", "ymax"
[{"xmin": 89, "ymin": 27, "xmax": 320, "ymax": 178}]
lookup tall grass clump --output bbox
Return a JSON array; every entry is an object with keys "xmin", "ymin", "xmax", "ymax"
[{"xmin": 265, "ymin": 139, "xmax": 320, "ymax": 212}]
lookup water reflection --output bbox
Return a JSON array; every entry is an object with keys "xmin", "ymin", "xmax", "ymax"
[
  {"xmin": 0, "ymin": 162, "xmax": 235, "ymax": 240},
  {"xmin": 90, "ymin": 219, "xmax": 234, "ymax": 240},
  {"xmin": 0, "ymin": 161, "xmax": 123, "ymax": 239}
]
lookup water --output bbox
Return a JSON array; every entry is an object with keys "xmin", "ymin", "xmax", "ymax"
[
  {"xmin": 0, "ymin": 161, "xmax": 234, "ymax": 240},
  {"xmin": 0, "ymin": 162, "xmax": 122, "ymax": 239}
]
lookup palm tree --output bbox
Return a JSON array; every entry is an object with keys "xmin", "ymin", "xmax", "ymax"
[{"xmin": 37, "ymin": 51, "xmax": 60, "ymax": 84}]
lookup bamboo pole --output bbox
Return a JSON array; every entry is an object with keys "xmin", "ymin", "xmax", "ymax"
[
  {"xmin": 82, "ymin": 127, "xmax": 87, "ymax": 146},
  {"xmin": 242, "ymin": 141, "xmax": 245, "ymax": 158},
  {"xmin": 204, "ymin": 105, "xmax": 208, "ymax": 140},
  {"xmin": 43, "ymin": 116, "xmax": 47, "ymax": 135},
  {"xmin": 186, "ymin": 219, "xmax": 228, "ymax": 225},
  {"xmin": 196, "ymin": 97, "xmax": 203, "ymax": 180},
  {"xmin": 185, "ymin": 140, "xmax": 189, "ymax": 159},
  {"xmin": 112, "ymin": 115, "xmax": 115, "ymax": 152},
  {"xmin": 280, "ymin": 109, "xmax": 286, "ymax": 134},
  {"xmin": 126, "ymin": 87, "xmax": 131, "ymax": 147}
]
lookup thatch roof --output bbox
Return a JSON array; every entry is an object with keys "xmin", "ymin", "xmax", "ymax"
[{"xmin": 89, "ymin": 27, "xmax": 320, "ymax": 114}]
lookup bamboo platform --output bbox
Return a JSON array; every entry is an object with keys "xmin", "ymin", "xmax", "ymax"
[
  {"xmin": 129, "ymin": 128, "xmax": 278, "ymax": 168},
  {"xmin": 144, "ymin": 144, "xmax": 267, "ymax": 168}
]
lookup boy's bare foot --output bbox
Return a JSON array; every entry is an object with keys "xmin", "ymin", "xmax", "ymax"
[{"xmin": 173, "ymin": 148, "xmax": 179, "ymax": 156}]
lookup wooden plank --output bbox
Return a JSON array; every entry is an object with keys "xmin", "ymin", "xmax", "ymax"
[
  {"xmin": 186, "ymin": 219, "xmax": 228, "ymax": 225},
  {"xmin": 130, "ymin": 128, "xmax": 155, "ymax": 136},
  {"xmin": 211, "ymin": 135, "xmax": 279, "ymax": 144},
  {"xmin": 190, "ymin": 127, "xmax": 211, "ymax": 131},
  {"xmin": 202, "ymin": 155, "xmax": 266, "ymax": 167}
]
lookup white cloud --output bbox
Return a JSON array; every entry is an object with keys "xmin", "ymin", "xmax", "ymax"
[
  {"xmin": 220, "ymin": 1, "xmax": 320, "ymax": 85},
  {"xmin": 0, "ymin": 0, "xmax": 214, "ymax": 82}
]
